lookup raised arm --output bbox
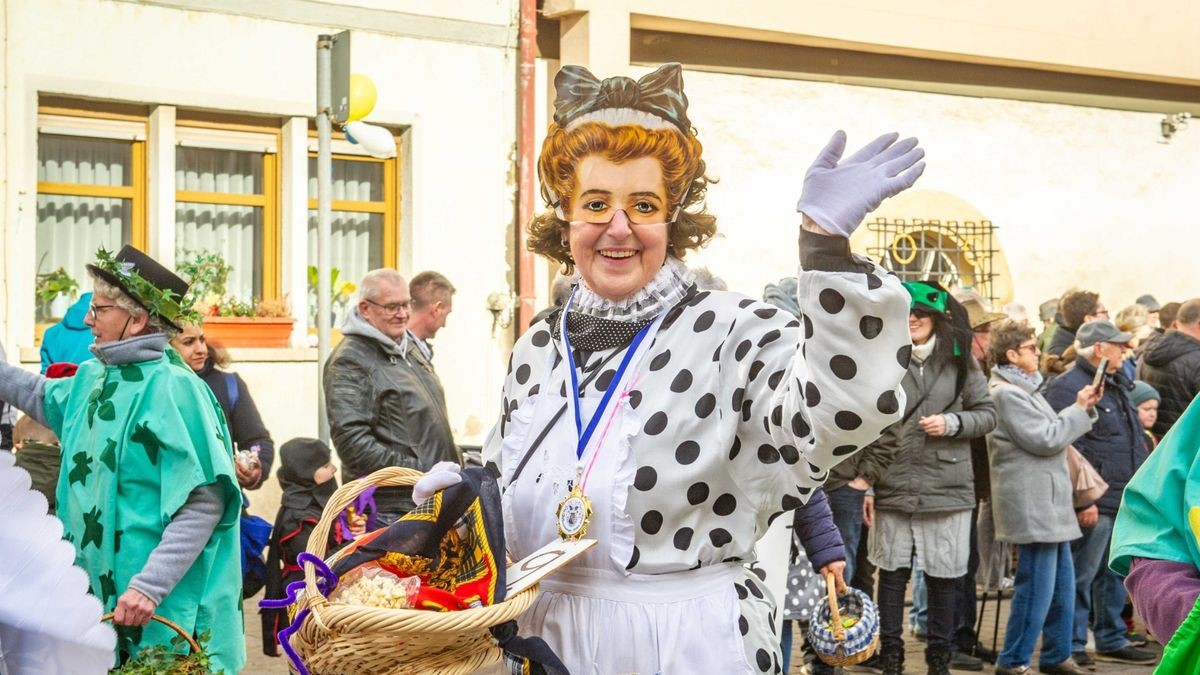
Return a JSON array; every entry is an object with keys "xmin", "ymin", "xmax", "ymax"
[{"xmin": 994, "ymin": 385, "xmax": 1094, "ymax": 457}]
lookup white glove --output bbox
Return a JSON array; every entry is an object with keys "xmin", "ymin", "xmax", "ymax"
[
  {"xmin": 412, "ymin": 461, "xmax": 463, "ymax": 505},
  {"xmin": 796, "ymin": 130, "xmax": 925, "ymax": 237}
]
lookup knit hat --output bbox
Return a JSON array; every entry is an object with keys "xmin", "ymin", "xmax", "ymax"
[{"xmin": 1130, "ymin": 381, "xmax": 1161, "ymax": 406}]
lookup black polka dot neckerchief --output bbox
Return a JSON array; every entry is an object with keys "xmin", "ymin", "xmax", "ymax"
[
  {"xmin": 547, "ymin": 283, "xmax": 699, "ymax": 352},
  {"xmin": 548, "ymin": 308, "xmax": 653, "ymax": 352}
]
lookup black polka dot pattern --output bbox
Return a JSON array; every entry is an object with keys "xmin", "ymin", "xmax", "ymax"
[
  {"xmin": 830, "ymin": 355, "xmax": 857, "ymax": 380},
  {"xmin": 670, "ymin": 370, "xmax": 693, "ymax": 393},
  {"xmin": 757, "ymin": 444, "xmax": 780, "ymax": 464},
  {"xmin": 641, "ymin": 510, "xmax": 663, "ymax": 535},
  {"xmin": 490, "ymin": 262, "xmax": 908, "ymax": 675},
  {"xmin": 673, "ymin": 527, "xmax": 694, "ymax": 550},
  {"xmin": 644, "ymin": 411, "xmax": 668, "ymax": 435},
  {"xmin": 835, "ymin": 411, "xmax": 863, "ymax": 431},
  {"xmin": 649, "ymin": 350, "xmax": 672, "ymax": 371},
  {"xmin": 675, "ymin": 440, "xmax": 700, "ymax": 464},
  {"xmin": 860, "ymin": 315, "xmax": 884, "ymax": 339},
  {"xmin": 804, "ymin": 382, "xmax": 821, "ymax": 407},
  {"xmin": 634, "ymin": 466, "xmax": 657, "ymax": 491},
  {"xmin": 819, "ymin": 289, "xmax": 845, "ymax": 314},
  {"xmin": 735, "ymin": 340, "xmax": 752, "ymax": 361},
  {"xmin": 877, "ymin": 390, "xmax": 900, "ymax": 414}
]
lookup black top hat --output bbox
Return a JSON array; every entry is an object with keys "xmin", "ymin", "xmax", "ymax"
[{"xmin": 86, "ymin": 245, "xmax": 191, "ymax": 331}]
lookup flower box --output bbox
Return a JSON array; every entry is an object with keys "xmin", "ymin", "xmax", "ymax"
[{"xmin": 202, "ymin": 316, "xmax": 295, "ymax": 348}]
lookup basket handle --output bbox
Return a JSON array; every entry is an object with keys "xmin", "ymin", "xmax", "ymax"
[
  {"xmin": 100, "ymin": 612, "xmax": 202, "ymax": 654},
  {"xmin": 825, "ymin": 571, "xmax": 846, "ymax": 643}
]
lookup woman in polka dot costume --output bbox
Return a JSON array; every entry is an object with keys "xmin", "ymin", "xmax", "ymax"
[{"xmin": 475, "ymin": 62, "xmax": 922, "ymax": 674}]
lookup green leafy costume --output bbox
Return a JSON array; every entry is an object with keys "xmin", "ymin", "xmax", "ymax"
[
  {"xmin": 1111, "ymin": 398, "xmax": 1200, "ymax": 673},
  {"xmin": 43, "ymin": 347, "xmax": 245, "ymax": 673}
]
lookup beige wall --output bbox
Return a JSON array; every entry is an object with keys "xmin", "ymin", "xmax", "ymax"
[
  {"xmin": 548, "ymin": 0, "xmax": 1200, "ymax": 84},
  {"xmin": 538, "ymin": 64, "xmax": 1200, "ymax": 318}
]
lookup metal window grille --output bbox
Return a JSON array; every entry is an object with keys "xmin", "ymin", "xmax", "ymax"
[{"xmin": 865, "ymin": 218, "xmax": 999, "ymax": 306}]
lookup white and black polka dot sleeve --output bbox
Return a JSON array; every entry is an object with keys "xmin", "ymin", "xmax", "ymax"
[{"xmin": 723, "ymin": 230, "xmax": 910, "ymax": 525}]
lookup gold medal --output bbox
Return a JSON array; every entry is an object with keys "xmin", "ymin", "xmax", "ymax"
[{"xmin": 556, "ymin": 483, "xmax": 592, "ymax": 541}]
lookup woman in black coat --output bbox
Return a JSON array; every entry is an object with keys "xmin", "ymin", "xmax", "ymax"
[{"xmin": 171, "ymin": 324, "xmax": 275, "ymax": 488}]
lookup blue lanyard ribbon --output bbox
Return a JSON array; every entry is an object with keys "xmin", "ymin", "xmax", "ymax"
[{"xmin": 561, "ymin": 293, "xmax": 655, "ymax": 460}]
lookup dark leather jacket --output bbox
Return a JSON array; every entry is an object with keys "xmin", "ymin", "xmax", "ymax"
[{"xmin": 324, "ymin": 309, "xmax": 459, "ymax": 516}]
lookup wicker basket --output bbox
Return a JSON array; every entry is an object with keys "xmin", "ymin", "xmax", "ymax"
[
  {"xmin": 808, "ymin": 572, "xmax": 880, "ymax": 667},
  {"xmin": 286, "ymin": 467, "xmax": 539, "ymax": 674}
]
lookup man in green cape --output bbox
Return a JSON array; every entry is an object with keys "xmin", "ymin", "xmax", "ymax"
[
  {"xmin": 0, "ymin": 245, "xmax": 245, "ymax": 673},
  {"xmin": 1111, "ymin": 395, "xmax": 1200, "ymax": 672}
]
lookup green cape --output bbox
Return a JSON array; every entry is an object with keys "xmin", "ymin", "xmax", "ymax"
[
  {"xmin": 43, "ymin": 347, "xmax": 245, "ymax": 673},
  {"xmin": 1111, "ymin": 397, "xmax": 1200, "ymax": 673}
]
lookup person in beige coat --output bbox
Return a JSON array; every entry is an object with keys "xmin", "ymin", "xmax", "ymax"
[{"xmin": 987, "ymin": 320, "xmax": 1100, "ymax": 675}]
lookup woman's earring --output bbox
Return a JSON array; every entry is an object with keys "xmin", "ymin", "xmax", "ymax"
[{"xmin": 561, "ymin": 238, "xmax": 569, "ymax": 247}]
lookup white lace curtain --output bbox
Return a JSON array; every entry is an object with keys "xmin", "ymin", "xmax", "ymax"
[
  {"xmin": 36, "ymin": 136, "xmax": 132, "ymax": 308},
  {"xmin": 307, "ymin": 158, "xmax": 383, "ymax": 326},
  {"xmin": 175, "ymin": 147, "xmax": 263, "ymax": 301}
]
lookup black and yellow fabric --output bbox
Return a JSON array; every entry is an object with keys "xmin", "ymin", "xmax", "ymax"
[{"xmin": 331, "ymin": 467, "xmax": 568, "ymax": 674}]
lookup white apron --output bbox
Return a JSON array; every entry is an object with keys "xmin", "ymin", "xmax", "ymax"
[{"xmin": 498, "ymin": 315, "xmax": 751, "ymax": 675}]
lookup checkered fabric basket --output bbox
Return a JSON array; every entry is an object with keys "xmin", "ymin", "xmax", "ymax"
[{"xmin": 807, "ymin": 572, "xmax": 879, "ymax": 666}]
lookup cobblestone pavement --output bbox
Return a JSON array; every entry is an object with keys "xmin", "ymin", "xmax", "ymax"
[{"xmin": 239, "ymin": 592, "xmax": 1162, "ymax": 674}]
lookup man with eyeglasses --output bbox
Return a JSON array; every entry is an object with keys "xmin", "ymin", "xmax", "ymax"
[{"xmin": 323, "ymin": 268, "xmax": 461, "ymax": 524}]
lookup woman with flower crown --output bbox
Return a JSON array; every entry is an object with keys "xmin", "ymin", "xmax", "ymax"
[
  {"xmin": 419, "ymin": 62, "xmax": 925, "ymax": 673},
  {"xmin": 0, "ymin": 246, "xmax": 244, "ymax": 673}
]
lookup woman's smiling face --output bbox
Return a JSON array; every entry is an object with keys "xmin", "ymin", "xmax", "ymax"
[{"xmin": 565, "ymin": 154, "xmax": 670, "ymax": 301}]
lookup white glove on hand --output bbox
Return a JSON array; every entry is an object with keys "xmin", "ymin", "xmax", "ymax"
[
  {"xmin": 412, "ymin": 461, "xmax": 463, "ymax": 505},
  {"xmin": 796, "ymin": 130, "xmax": 926, "ymax": 238}
]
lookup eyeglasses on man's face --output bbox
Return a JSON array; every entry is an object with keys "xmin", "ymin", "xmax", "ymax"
[
  {"xmin": 364, "ymin": 298, "xmax": 410, "ymax": 315},
  {"xmin": 1016, "ymin": 342, "xmax": 1039, "ymax": 354},
  {"xmin": 88, "ymin": 303, "xmax": 119, "ymax": 319}
]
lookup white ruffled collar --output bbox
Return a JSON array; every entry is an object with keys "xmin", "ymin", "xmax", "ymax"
[{"xmin": 572, "ymin": 257, "xmax": 694, "ymax": 322}]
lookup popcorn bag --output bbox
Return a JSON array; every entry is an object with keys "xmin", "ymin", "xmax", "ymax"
[{"xmin": 328, "ymin": 564, "xmax": 420, "ymax": 609}]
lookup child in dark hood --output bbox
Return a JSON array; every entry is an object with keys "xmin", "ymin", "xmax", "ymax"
[{"xmin": 260, "ymin": 438, "xmax": 367, "ymax": 656}]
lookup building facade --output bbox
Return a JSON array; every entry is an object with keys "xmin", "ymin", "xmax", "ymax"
[{"xmin": 4, "ymin": 1, "xmax": 1199, "ymax": 519}]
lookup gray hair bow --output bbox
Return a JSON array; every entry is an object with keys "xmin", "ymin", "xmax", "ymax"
[{"xmin": 553, "ymin": 62, "xmax": 691, "ymax": 133}]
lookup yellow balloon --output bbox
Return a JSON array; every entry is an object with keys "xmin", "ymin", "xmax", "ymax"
[{"xmin": 347, "ymin": 73, "xmax": 377, "ymax": 122}]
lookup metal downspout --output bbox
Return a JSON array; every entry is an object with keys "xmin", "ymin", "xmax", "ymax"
[{"xmin": 515, "ymin": 0, "xmax": 538, "ymax": 335}]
